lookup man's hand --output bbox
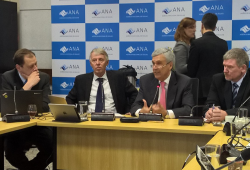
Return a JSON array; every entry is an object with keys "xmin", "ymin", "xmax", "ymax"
[
  {"xmin": 23, "ymin": 71, "xmax": 40, "ymax": 90},
  {"xmin": 205, "ymin": 108, "xmax": 213, "ymax": 122},
  {"xmin": 211, "ymin": 109, "xmax": 227, "ymax": 122},
  {"xmin": 139, "ymin": 99, "xmax": 150, "ymax": 113},
  {"xmin": 152, "ymin": 102, "xmax": 167, "ymax": 117}
]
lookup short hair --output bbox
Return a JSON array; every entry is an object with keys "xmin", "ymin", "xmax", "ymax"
[
  {"xmin": 174, "ymin": 17, "xmax": 196, "ymax": 44},
  {"xmin": 202, "ymin": 13, "xmax": 218, "ymax": 30},
  {"xmin": 89, "ymin": 48, "xmax": 109, "ymax": 61},
  {"xmin": 13, "ymin": 48, "xmax": 35, "ymax": 66},
  {"xmin": 223, "ymin": 48, "xmax": 249, "ymax": 68},
  {"xmin": 152, "ymin": 48, "xmax": 175, "ymax": 65}
]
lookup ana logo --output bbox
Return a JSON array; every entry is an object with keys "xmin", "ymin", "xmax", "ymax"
[
  {"xmin": 199, "ymin": 5, "xmax": 224, "ymax": 13},
  {"xmin": 61, "ymin": 64, "xmax": 68, "ymax": 71},
  {"xmin": 126, "ymin": 46, "xmax": 148, "ymax": 53},
  {"xmin": 92, "ymin": 28, "xmax": 101, "ymax": 35},
  {"xmin": 59, "ymin": 10, "xmax": 68, "ymax": 17},
  {"xmin": 103, "ymin": 47, "xmax": 113, "ymax": 51},
  {"xmin": 60, "ymin": 46, "xmax": 68, "ymax": 53},
  {"xmin": 106, "ymin": 65, "xmax": 113, "ymax": 70},
  {"xmin": 60, "ymin": 82, "xmax": 69, "ymax": 88},
  {"xmin": 199, "ymin": 5, "xmax": 210, "ymax": 13},
  {"xmin": 242, "ymin": 46, "xmax": 250, "ymax": 52},
  {"xmin": 215, "ymin": 26, "xmax": 224, "ymax": 32},
  {"xmin": 240, "ymin": 25, "xmax": 250, "ymax": 33},
  {"xmin": 60, "ymin": 29, "xmax": 68, "ymax": 35},
  {"xmin": 126, "ymin": 46, "xmax": 135, "ymax": 53},
  {"xmin": 127, "ymin": 28, "xmax": 135, "ymax": 35},
  {"xmin": 162, "ymin": 8, "xmax": 172, "ymax": 14},
  {"xmin": 92, "ymin": 9, "xmax": 101, "ymax": 16},
  {"xmin": 241, "ymin": 5, "xmax": 250, "ymax": 12},
  {"xmin": 136, "ymin": 66, "xmax": 148, "ymax": 70},
  {"xmin": 126, "ymin": 28, "xmax": 148, "ymax": 34},
  {"xmin": 162, "ymin": 27, "xmax": 172, "ymax": 34},
  {"xmin": 126, "ymin": 8, "xmax": 135, "ymax": 15}
]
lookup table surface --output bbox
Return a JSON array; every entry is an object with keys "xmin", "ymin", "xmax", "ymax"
[{"xmin": 37, "ymin": 118, "xmax": 223, "ymax": 135}]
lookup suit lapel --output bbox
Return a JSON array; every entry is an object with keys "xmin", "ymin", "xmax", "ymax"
[
  {"xmin": 224, "ymin": 81, "xmax": 232, "ymax": 109},
  {"xmin": 85, "ymin": 73, "xmax": 93, "ymax": 101},
  {"xmin": 14, "ymin": 69, "xmax": 26, "ymax": 90},
  {"xmin": 149, "ymin": 76, "xmax": 159, "ymax": 105},
  {"xmin": 107, "ymin": 71, "xmax": 118, "ymax": 106},
  {"xmin": 167, "ymin": 72, "xmax": 177, "ymax": 109},
  {"xmin": 235, "ymin": 72, "xmax": 250, "ymax": 107}
]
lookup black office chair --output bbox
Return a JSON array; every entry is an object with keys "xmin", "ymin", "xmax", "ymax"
[{"xmin": 190, "ymin": 78, "xmax": 199, "ymax": 117}]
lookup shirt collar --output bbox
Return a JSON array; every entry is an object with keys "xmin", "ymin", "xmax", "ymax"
[
  {"xmin": 18, "ymin": 71, "xmax": 26, "ymax": 84},
  {"xmin": 231, "ymin": 73, "xmax": 246, "ymax": 87},
  {"xmin": 93, "ymin": 71, "xmax": 107, "ymax": 81},
  {"xmin": 159, "ymin": 72, "xmax": 171, "ymax": 85}
]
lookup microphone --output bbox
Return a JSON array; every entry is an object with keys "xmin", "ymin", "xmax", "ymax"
[
  {"xmin": 232, "ymin": 95, "xmax": 250, "ymax": 122},
  {"xmin": 228, "ymin": 120, "xmax": 250, "ymax": 146},
  {"xmin": 14, "ymin": 86, "xmax": 18, "ymax": 114},
  {"xmin": 216, "ymin": 148, "xmax": 250, "ymax": 170},
  {"xmin": 190, "ymin": 104, "xmax": 209, "ymax": 117},
  {"xmin": 149, "ymin": 84, "xmax": 160, "ymax": 113}
]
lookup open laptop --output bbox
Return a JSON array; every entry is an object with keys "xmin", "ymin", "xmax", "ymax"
[
  {"xmin": 49, "ymin": 104, "xmax": 87, "ymax": 122},
  {"xmin": 196, "ymin": 145, "xmax": 215, "ymax": 170},
  {"xmin": 48, "ymin": 95, "xmax": 67, "ymax": 104},
  {"xmin": 0, "ymin": 90, "xmax": 43, "ymax": 117}
]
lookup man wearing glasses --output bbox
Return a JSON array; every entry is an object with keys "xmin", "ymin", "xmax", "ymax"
[
  {"xmin": 130, "ymin": 48, "xmax": 194, "ymax": 118},
  {"xmin": 66, "ymin": 48, "xmax": 138, "ymax": 114}
]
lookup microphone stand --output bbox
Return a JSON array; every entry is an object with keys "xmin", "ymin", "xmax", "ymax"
[{"xmin": 232, "ymin": 95, "xmax": 250, "ymax": 122}]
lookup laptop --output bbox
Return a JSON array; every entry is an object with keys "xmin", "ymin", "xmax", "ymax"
[
  {"xmin": 49, "ymin": 104, "xmax": 87, "ymax": 122},
  {"xmin": 48, "ymin": 95, "xmax": 67, "ymax": 104},
  {"xmin": 196, "ymin": 145, "xmax": 215, "ymax": 170},
  {"xmin": 0, "ymin": 90, "xmax": 43, "ymax": 117}
]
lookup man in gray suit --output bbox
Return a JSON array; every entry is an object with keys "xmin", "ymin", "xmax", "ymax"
[{"xmin": 130, "ymin": 48, "xmax": 194, "ymax": 118}]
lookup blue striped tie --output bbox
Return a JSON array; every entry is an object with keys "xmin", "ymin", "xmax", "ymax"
[
  {"xmin": 232, "ymin": 83, "xmax": 239, "ymax": 108},
  {"xmin": 95, "ymin": 78, "xmax": 104, "ymax": 112}
]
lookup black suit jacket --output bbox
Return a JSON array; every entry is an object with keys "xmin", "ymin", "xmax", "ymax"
[
  {"xmin": 206, "ymin": 69, "xmax": 250, "ymax": 115},
  {"xmin": 2, "ymin": 69, "xmax": 51, "ymax": 112},
  {"xmin": 130, "ymin": 71, "xmax": 194, "ymax": 118},
  {"xmin": 187, "ymin": 32, "xmax": 228, "ymax": 98},
  {"xmin": 66, "ymin": 70, "xmax": 138, "ymax": 114}
]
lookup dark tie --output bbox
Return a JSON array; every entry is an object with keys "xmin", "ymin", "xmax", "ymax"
[
  {"xmin": 232, "ymin": 83, "xmax": 239, "ymax": 108},
  {"xmin": 95, "ymin": 78, "xmax": 104, "ymax": 112}
]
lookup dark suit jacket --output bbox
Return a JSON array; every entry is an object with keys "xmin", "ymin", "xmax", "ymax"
[
  {"xmin": 187, "ymin": 32, "xmax": 228, "ymax": 98},
  {"xmin": 2, "ymin": 69, "xmax": 51, "ymax": 112},
  {"xmin": 206, "ymin": 69, "xmax": 250, "ymax": 115},
  {"xmin": 66, "ymin": 70, "xmax": 138, "ymax": 114},
  {"xmin": 130, "ymin": 71, "xmax": 194, "ymax": 118}
]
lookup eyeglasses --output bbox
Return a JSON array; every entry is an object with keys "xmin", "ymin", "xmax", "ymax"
[{"xmin": 152, "ymin": 61, "xmax": 171, "ymax": 69}]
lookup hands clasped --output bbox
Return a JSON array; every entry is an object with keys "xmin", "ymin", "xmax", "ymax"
[{"xmin": 140, "ymin": 99, "xmax": 167, "ymax": 117}]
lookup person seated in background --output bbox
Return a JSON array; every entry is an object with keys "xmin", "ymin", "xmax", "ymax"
[
  {"xmin": 66, "ymin": 48, "xmax": 138, "ymax": 114},
  {"xmin": 130, "ymin": 48, "xmax": 194, "ymax": 118},
  {"xmin": 2, "ymin": 48, "xmax": 52, "ymax": 170},
  {"xmin": 173, "ymin": 17, "xmax": 196, "ymax": 75},
  {"xmin": 205, "ymin": 48, "xmax": 250, "ymax": 122}
]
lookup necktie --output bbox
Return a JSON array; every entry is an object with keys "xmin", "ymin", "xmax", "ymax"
[
  {"xmin": 159, "ymin": 82, "xmax": 166, "ymax": 109},
  {"xmin": 232, "ymin": 83, "xmax": 239, "ymax": 108},
  {"xmin": 95, "ymin": 78, "xmax": 104, "ymax": 112},
  {"xmin": 24, "ymin": 80, "xmax": 27, "ymax": 85}
]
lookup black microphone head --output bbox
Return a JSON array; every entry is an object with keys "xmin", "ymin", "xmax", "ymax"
[{"xmin": 241, "ymin": 148, "xmax": 250, "ymax": 161}]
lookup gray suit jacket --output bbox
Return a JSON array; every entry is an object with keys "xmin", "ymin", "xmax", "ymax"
[
  {"xmin": 173, "ymin": 41, "xmax": 189, "ymax": 75},
  {"xmin": 130, "ymin": 71, "xmax": 194, "ymax": 118}
]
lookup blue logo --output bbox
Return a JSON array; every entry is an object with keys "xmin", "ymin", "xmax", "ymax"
[
  {"xmin": 86, "ymin": 23, "xmax": 119, "ymax": 41},
  {"xmin": 126, "ymin": 28, "xmax": 135, "ymax": 35},
  {"xmin": 60, "ymin": 29, "xmax": 68, "ymax": 35},
  {"xmin": 52, "ymin": 42, "xmax": 85, "ymax": 60},
  {"xmin": 85, "ymin": 0, "xmax": 119, "ymax": 4},
  {"xmin": 232, "ymin": 20, "xmax": 250, "ymax": 40},
  {"xmin": 120, "ymin": 42, "xmax": 154, "ymax": 60},
  {"xmin": 120, "ymin": 3, "xmax": 154, "ymax": 22},
  {"xmin": 92, "ymin": 9, "xmax": 101, "ymax": 16},
  {"xmin": 155, "ymin": 22, "xmax": 178, "ymax": 41},
  {"xmin": 86, "ymin": 60, "xmax": 119, "ymax": 73},
  {"xmin": 192, "ymin": 1, "xmax": 232, "ymax": 21},
  {"xmin": 51, "ymin": 5, "xmax": 85, "ymax": 23},
  {"xmin": 52, "ymin": 77, "xmax": 75, "ymax": 95},
  {"xmin": 61, "ymin": 64, "xmax": 68, "ymax": 70},
  {"xmin": 243, "ymin": 46, "xmax": 250, "ymax": 52},
  {"xmin": 60, "ymin": 64, "xmax": 80, "ymax": 72},
  {"xmin": 241, "ymin": 5, "xmax": 250, "ymax": 12},
  {"xmin": 162, "ymin": 8, "xmax": 172, "ymax": 14}
]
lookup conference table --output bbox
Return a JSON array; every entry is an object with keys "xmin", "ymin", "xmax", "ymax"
[
  {"xmin": 0, "ymin": 119, "xmax": 41, "ymax": 170},
  {"xmin": 37, "ymin": 118, "xmax": 222, "ymax": 170}
]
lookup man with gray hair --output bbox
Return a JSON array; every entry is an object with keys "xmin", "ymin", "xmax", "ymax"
[
  {"xmin": 66, "ymin": 48, "xmax": 138, "ymax": 114},
  {"xmin": 205, "ymin": 48, "xmax": 250, "ymax": 122},
  {"xmin": 130, "ymin": 48, "xmax": 194, "ymax": 118}
]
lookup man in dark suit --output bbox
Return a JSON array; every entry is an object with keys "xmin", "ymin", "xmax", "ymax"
[
  {"xmin": 66, "ymin": 48, "xmax": 138, "ymax": 114},
  {"xmin": 130, "ymin": 48, "xmax": 194, "ymax": 118},
  {"xmin": 187, "ymin": 13, "xmax": 228, "ymax": 108},
  {"xmin": 205, "ymin": 48, "xmax": 250, "ymax": 122},
  {"xmin": 2, "ymin": 48, "xmax": 52, "ymax": 170}
]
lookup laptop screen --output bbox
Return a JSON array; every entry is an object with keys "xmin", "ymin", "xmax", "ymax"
[{"xmin": 0, "ymin": 90, "xmax": 43, "ymax": 117}]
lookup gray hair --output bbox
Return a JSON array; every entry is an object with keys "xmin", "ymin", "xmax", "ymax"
[
  {"xmin": 89, "ymin": 48, "xmax": 109, "ymax": 61},
  {"xmin": 152, "ymin": 47, "xmax": 175, "ymax": 65},
  {"xmin": 223, "ymin": 48, "xmax": 249, "ymax": 68}
]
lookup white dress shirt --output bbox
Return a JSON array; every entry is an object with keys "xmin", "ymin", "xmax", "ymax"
[
  {"xmin": 88, "ymin": 72, "xmax": 117, "ymax": 113},
  {"xmin": 135, "ymin": 72, "xmax": 175, "ymax": 118}
]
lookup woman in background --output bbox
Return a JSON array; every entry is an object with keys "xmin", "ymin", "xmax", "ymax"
[{"xmin": 173, "ymin": 17, "xmax": 196, "ymax": 75}]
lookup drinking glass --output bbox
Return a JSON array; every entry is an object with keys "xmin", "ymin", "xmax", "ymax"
[
  {"xmin": 79, "ymin": 101, "xmax": 88, "ymax": 117},
  {"xmin": 27, "ymin": 104, "xmax": 37, "ymax": 119},
  {"xmin": 211, "ymin": 106, "xmax": 222, "ymax": 126},
  {"xmin": 205, "ymin": 144, "xmax": 221, "ymax": 169}
]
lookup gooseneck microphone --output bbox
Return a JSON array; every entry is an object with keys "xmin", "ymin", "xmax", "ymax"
[
  {"xmin": 232, "ymin": 95, "xmax": 250, "ymax": 122},
  {"xmin": 149, "ymin": 84, "xmax": 160, "ymax": 113},
  {"xmin": 215, "ymin": 148, "xmax": 250, "ymax": 170},
  {"xmin": 14, "ymin": 86, "xmax": 18, "ymax": 114}
]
